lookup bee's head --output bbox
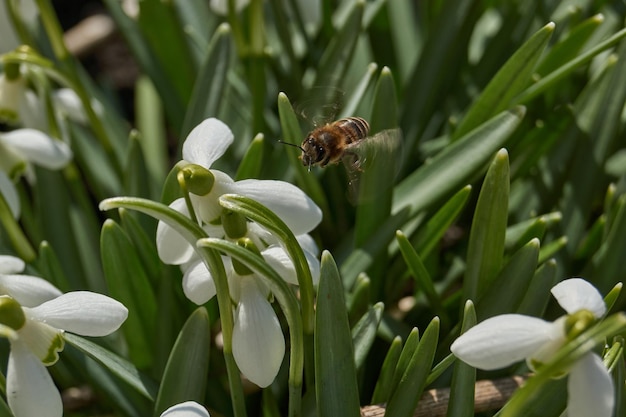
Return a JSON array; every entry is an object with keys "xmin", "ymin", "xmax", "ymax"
[{"xmin": 301, "ymin": 136, "xmax": 326, "ymax": 170}]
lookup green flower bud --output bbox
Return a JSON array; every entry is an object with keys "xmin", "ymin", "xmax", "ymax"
[
  {"xmin": 232, "ymin": 238, "xmax": 262, "ymax": 276},
  {"xmin": 3, "ymin": 62, "xmax": 21, "ymax": 81},
  {"xmin": 222, "ymin": 210, "xmax": 248, "ymax": 239},
  {"xmin": 178, "ymin": 164, "xmax": 215, "ymax": 196},
  {"xmin": 564, "ymin": 309, "xmax": 596, "ymax": 340},
  {"xmin": 0, "ymin": 296, "xmax": 26, "ymax": 330}
]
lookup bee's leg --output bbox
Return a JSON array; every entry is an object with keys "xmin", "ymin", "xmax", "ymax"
[{"xmin": 344, "ymin": 151, "xmax": 364, "ymax": 171}]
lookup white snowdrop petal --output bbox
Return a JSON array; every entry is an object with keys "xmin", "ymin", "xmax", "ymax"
[
  {"xmin": 1, "ymin": 129, "xmax": 72, "ymax": 169},
  {"xmin": 232, "ymin": 277, "xmax": 285, "ymax": 388},
  {"xmin": 209, "ymin": 0, "xmax": 250, "ymax": 15},
  {"xmin": 7, "ymin": 341, "xmax": 63, "ymax": 417},
  {"xmin": 232, "ymin": 179, "xmax": 322, "ymax": 235},
  {"xmin": 156, "ymin": 199, "xmax": 196, "ymax": 265},
  {"xmin": 305, "ymin": 250, "xmax": 320, "ymax": 285},
  {"xmin": 551, "ymin": 278, "xmax": 606, "ymax": 317},
  {"xmin": 262, "ymin": 246, "xmax": 298, "ymax": 285},
  {"xmin": 297, "ymin": 234, "xmax": 319, "ymax": 256},
  {"xmin": 182, "ymin": 118, "xmax": 234, "ymax": 168},
  {"xmin": 182, "ymin": 259, "xmax": 217, "ymax": 305},
  {"xmin": 567, "ymin": 353, "xmax": 614, "ymax": 417},
  {"xmin": 30, "ymin": 291, "xmax": 128, "ymax": 336},
  {"xmin": 0, "ymin": 255, "xmax": 25, "ymax": 274},
  {"xmin": 0, "ymin": 274, "xmax": 62, "ymax": 307},
  {"xmin": 0, "ymin": 172, "xmax": 20, "ymax": 218},
  {"xmin": 450, "ymin": 314, "xmax": 554, "ymax": 370},
  {"xmin": 160, "ymin": 401, "xmax": 210, "ymax": 417}
]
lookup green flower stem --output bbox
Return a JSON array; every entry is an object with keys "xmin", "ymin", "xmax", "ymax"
[
  {"xmin": 0, "ymin": 192, "xmax": 35, "ymax": 262},
  {"xmin": 218, "ymin": 194, "xmax": 316, "ymax": 384},
  {"xmin": 227, "ymin": 0, "xmax": 247, "ymax": 56},
  {"xmin": 176, "ymin": 170, "xmax": 199, "ymax": 225},
  {"xmin": 98, "ymin": 197, "xmax": 247, "ymax": 417},
  {"xmin": 34, "ymin": 0, "xmax": 120, "ymax": 173},
  {"xmin": 498, "ymin": 312, "xmax": 626, "ymax": 417},
  {"xmin": 198, "ymin": 238, "xmax": 304, "ymax": 417}
]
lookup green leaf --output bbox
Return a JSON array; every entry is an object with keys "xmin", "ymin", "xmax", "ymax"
[
  {"xmin": 341, "ymin": 63, "xmax": 379, "ymax": 118},
  {"xmin": 37, "ymin": 241, "xmax": 71, "ymax": 292},
  {"xmin": 516, "ymin": 26, "xmax": 626, "ymax": 104},
  {"xmin": 103, "ymin": 0, "xmax": 186, "ymax": 132},
  {"xmin": 315, "ymin": 251, "xmax": 361, "ymax": 417},
  {"xmin": 352, "ymin": 302, "xmax": 383, "ymax": 369},
  {"xmin": 100, "ymin": 219, "xmax": 157, "ymax": 368},
  {"xmin": 347, "ymin": 273, "xmax": 371, "ymax": 324},
  {"xmin": 396, "ymin": 230, "xmax": 447, "ymax": 323},
  {"xmin": 516, "ymin": 259, "xmax": 558, "ymax": 317},
  {"xmin": 453, "ymin": 22, "xmax": 554, "ymax": 139},
  {"xmin": 181, "ymin": 24, "xmax": 232, "ymax": 139},
  {"xmin": 235, "ymin": 133, "xmax": 265, "ymax": 180},
  {"xmin": 464, "ymin": 149, "xmax": 510, "ymax": 302},
  {"xmin": 412, "ymin": 185, "xmax": 472, "ymax": 259},
  {"xmin": 446, "ymin": 301, "xmax": 477, "ymax": 417},
  {"xmin": 386, "ymin": 317, "xmax": 440, "ymax": 417},
  {"xmin": 64, "ymin": 332, "xmax": 157, "ymax": 400},
  {"xmin": 535, "ymin": 14, "xmax": 604, "ymax": 76},
  {"xmin": 393, "ymin": 107, "xmax": 524, "ymax": 217},
  {"xmin": 390, "ymin": 327, "xmax": 419, "ymax": 396},
  {"xmin": 277, "ymin": 92, "xmax": 330, "ymax": 216},
  {"xmin": 154, "ymin": 308, "xmax": 211, "ymax": 416},
  {"xmin": 124, "ymin": 132, "xmax": 154, "ymax": 199},
  {"xmin": 476, "ymin": 238, "xmax": 539, "ymax": 320},
  {"xmin": 371, "ymin": 336, "xmax": 403, "ymax": 404}
]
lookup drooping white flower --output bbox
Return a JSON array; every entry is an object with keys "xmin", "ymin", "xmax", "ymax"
[
  {"xmin": 160, "ymin": 401, "xmax": 210, "ymax": 417},
  {"xmin": 155, "ymin": 117, "xmax": 322, "ymax": 387},
  {"xmin": 209, "ymin": 0, "xmax": 250, "ymax": 16},
  {"xmin": 0, "ymin": 291, "xmax": 128, "ymax": 417},
  {"xmin": 0, "ymin": 254, "xmax": 63, "ymax": 307},
  {"xmin": 450, "ymin": 278, "xmax": 614, "ymax": 417}
]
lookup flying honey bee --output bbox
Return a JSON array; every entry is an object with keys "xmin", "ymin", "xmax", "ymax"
[
  {"xmin": 298, "ymin": 116, "xmax": 370, "ymax": 170},
  {"xmin": 280, "ymin": 116, "xmax": 402, "ymax": 203}
]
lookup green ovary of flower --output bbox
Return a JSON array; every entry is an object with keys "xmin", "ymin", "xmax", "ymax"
[
  {"xmin": 0, "ymin": 141, "xmax": 27, "ymax": 178},
  {"xmin": 565, "ymin": 309, "xmax": 597, "ymax": 340},
  {"xmin": 222, "ymin": 209, "xmax": 248, "ymax": 239},
  {"xmin": 231, "ymin": 238, "xmax": 262, "ymax": 276},
  {"xmin": 0, "ymin": 296, "xmax": 26, "ymax": 330},
  {"xmin": 179, "ymin": 164, "xmax": 215, "ymax": 196}
]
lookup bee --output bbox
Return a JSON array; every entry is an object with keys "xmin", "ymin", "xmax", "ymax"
[
  {"xmin": 299, "ymin": 116, "xmax": 370, "ymax": 170},
  {"xmin": 280, "ymin": 116, "xmax": 402, "ymax": 203}
]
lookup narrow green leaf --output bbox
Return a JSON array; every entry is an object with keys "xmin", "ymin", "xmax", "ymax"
[
  {"xmin": 313, "ymin": 1, "xmax": 364, "ymax": 90},
  {"xmin": 516, "ymin": 27, "xmax": 626, "ymax": 104},
  {"xmin": 535, "ymin": 14, "xmax": 604, "ymax": 76},
  {"xmin": 181, "ymin": 23, "xmax": 232, "ymax": 138},
  {"xmin": 64, "ymin": 332, "xmax": 157, "ymax": 400},
  {"xmin": 347, "ymin": 273, "xmax": 371, "ymax": 324},
  {"xmin": 37, "ymin": 241, "xmax": 71, "ymax": 292},
  {"xmin": 603, "ymin": 283, "xmax": 623, "ymax": 315},
  {"xmin": 124, "ymin": 132, "xmax": 154, "ymax": 199},
  {"xmin": 371, "ymin": 336, "xmax": 403, "ymax": 404},
  {"xmin": 396, "ymin": 231, "xmax": 446, "ymax": 323},
  {"xmin": 352, "ymin": 302, "xmax": 384, "ymax": 369},
  {"xmin": 393, "ymin": 107, "xmax": 524, "ymax": 217},
  {"xmin": 464, "ymin": 149, "xmax": 510, "ymax": 302},
  {"xmin": 103, "ymin": 0, "xmax": 185, "ymax": 132},
  {"xmin": 390, "ymin": 327, "xmax": 419, "ymax": 396},
  {"xmin": 235, "ymin": 133, "xmax": 265, "ymax": 180},
  {"xmin": 538, "ymin": 236, "xmax": 567, "ymax": 264},
  {"xmin": 412, "ymin": 185, "xmax": 472, "ymax": 259},
  {"xmin": 277, "ymin": 92, "xmax": 330, "ymax": 215},
  {"xmin": 505, "ymin": 213, "xmax": 561, "ymax": 252},
  {"xmin": 386, "ymin": 317, "xmax": 440, "ymax": 417},
  {"xmin": 138, "ymin": 0, "xmax": 195, "ymax": 105},
  {"xmin": 118, "ymin": 208, "xmax": 161, "ymax": 285},
  {"xmin": 453, "ymin": 22, "xmax": 554, "ymax": 139},
  {"xmin": 476, "ymin": 238, "xmax": 539, "ymax": 321},
  {"xmin": 315, "ymin": 251, "xmax": 361, "ymax": 417},
  {"xmin": 516, "ymin": 259, "xmax": 558, "ymax": 316},
  {"xmin": 446, "ymin": 301, "xmax": 477, "ymax": 417},
  {"xmin": 340, "ymin": 63, "xmax": 379, "ymax": 118},
  {"xmin": 154, "ymin": 308, "xmax": 211, "ymax": 416},
  {"xmin": 100, "ymin": 219, "xmax": 157, "ymax": 368}
]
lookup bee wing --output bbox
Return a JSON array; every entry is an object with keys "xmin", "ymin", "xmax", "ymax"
[
  {"xmin": 294, "ymin": 86, "xmax": 344, "ymax": 127},
  {"xmin": 343, "ymin": 128, "xmax": 403, "ymax": 205}
]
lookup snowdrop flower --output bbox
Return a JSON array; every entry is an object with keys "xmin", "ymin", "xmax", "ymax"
[
  {"xmin": 161, "ymin": 401, "xmax": 210, "ymax": 417},
  {"xmin": 209, "ymin": 0, "xmax": 250, "ymax": 15},
  {"xmin": 156, "ymin": 117, "xmax": 321, "ymax": 387},
  {"xmin": 451, "ymin": 278, "xmax": 614, "ymax": 417},
  {"xmin": 0, "ymin": 290, "xmax": 128, "ymax": 417}
]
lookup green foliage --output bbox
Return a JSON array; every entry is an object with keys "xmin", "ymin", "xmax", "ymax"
[{"xmin": 2, "ymin": 0, "xmax": 626, "ymax": 416}]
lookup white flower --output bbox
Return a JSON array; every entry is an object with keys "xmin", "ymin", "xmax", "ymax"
[
  {"xmin": 450, "ymin": 278, "xmax": 614, "ymax": 417},
  {"xmin": 160, "ymin": 401, "xmax": 210, "ymax": 417},
  {"xmin": 0, "ymin": 291, "xmax": 128, "ymax": 417},
  {"xmin": 155, "ymin": 117, "xmax": 322, "ymax": 387},
  {"xmin": 0, "ymin": 171, "xmax": 20, "ymax": 217}
]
